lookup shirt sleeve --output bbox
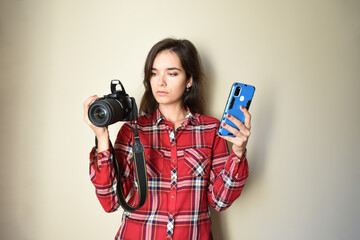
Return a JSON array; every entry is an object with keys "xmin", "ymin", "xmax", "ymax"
[
  {"xmin": 89, "ymin": 122, "xmax": 135, "ymax": 213},
  {"xmin": 207, "ymin": 130, "xmax": 249, "ymax": 211}
]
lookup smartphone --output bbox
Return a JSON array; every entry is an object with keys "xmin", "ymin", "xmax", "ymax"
[{"xmin": 218, "ymin": 82, "xmax": 255, "ymax": 137}]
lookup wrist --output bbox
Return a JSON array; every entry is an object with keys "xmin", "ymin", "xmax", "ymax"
[
  {"xmin": 233, "ymin": 148, "xmax": 246, "ymax": 159},
  {"xmin": 95, "ymin": 127, "xmax": 109, "ymax": 140},
  {"xmin": 97, "ymin": 132, "xmax": 109, "ymax": 142},
  {"xmin": 235, "ymin": 151, "xmax": 245, "ymax": 159},
  {"xmin": 96, "ymin": 132, "xmax": 110, "ymax": 152}
]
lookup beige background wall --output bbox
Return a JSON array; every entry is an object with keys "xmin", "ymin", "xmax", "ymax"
[{"xmin": 1, "ymin": 0, "xmax": 359, "ymax": 239}]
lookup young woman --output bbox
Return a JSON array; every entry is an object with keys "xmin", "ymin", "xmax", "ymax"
[{"xmin": 83, "ymin": 38, "xmax": 251, "ymax": 240}]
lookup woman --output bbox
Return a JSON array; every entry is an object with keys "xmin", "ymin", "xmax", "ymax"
[{"xmin": 83, "ymin": 38, "xmax": 251, "ymax": 240}]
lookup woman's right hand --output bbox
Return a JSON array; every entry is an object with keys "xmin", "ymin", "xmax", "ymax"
[{"xmin": 83, "ymin": 95, "xmax": 110, "ymax": 151}]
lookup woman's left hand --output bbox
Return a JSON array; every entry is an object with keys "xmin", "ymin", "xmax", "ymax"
[{"xmin": 220, "ymin": 105, "xmax": 251, "ymax": 158}]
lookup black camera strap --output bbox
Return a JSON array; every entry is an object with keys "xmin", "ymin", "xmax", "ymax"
[
  {"xmin": 113, "ymin": 98, "xmax": 148, "ymax": 212},
  {"xmin": 95, "ymin": 98, "xmax": 148, "ymax": 212}
]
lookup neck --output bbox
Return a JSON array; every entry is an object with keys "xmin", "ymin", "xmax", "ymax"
[{"xmin": 158, "ymin": 104, "xmax": 188, "ymax": 127}]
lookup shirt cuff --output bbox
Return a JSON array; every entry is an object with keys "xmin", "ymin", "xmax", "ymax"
[
  {"xmin": 90, "ymin": 147, "xmax": 112, "ymax": 168},
  {"xmin": 230, "ymin": 149, "xmax": 247, "ymax": 163}
]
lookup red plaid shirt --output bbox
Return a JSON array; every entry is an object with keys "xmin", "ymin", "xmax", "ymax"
[{"xmin": 89, "ymin": 109, "xmax": 249, "ymax": 240}]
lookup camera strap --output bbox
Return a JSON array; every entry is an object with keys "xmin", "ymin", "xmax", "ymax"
[
  {"xmin": 94, "ymin": 98, "xmax": 148, "ymax": 212},
  {"xmin": 111, "ymin": 98, "xmax": 148, "ymax": 212}
]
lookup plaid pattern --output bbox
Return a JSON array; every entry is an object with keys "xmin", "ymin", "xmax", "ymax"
[
  {"xmin": 171, "ymin": 168, "xmax": 177, "ymax": 186},
  {"xmin": 167, "ymin": 216, "xmax": 175, "ymax": 238},
  {"xmin": 89, "ymin": 109, "xmax": 249, "ymax": 240}
]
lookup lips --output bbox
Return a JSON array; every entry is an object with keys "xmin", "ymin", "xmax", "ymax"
[{"xmin": 156, "ymin": 91, "xmax": 168, "ymax": 96}]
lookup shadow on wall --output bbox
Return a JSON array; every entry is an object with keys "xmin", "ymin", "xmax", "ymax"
[
  {"xmin": 245, "ymin": 81, "xmax": 275, "ymax": 189},
  {"xmin": 201, "ymin": 53, "xmax": 215, "ymax": 116},
  {"xmin": 210, "ymin": 208, "xmax": 229, "ymax": 239},
  {"xmin": 202, "ymin": 54, "xmax": 229, "ymax": 238}
]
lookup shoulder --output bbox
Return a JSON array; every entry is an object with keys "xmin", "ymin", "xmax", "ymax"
[
  {"xmin": 121, "ymin": 114, "xmax": 153, "ymax": 126},
  {"xmin": 123, "ymin": 113, "xmax": 155, "ymax": 131},
  {"xmin": 117, "ymin": 114, "xmax": 152, "ymax": 141},
  {"xmin": 194, "ymin": 113, "xmax": 220, "ymax": 126},
  {"xmin": 137, "ymin": 113, "xmax": 154, "ymax": 125},
  {"xmin": 192, "ymin": 113, "xmax": 221, "ymax": 132}
]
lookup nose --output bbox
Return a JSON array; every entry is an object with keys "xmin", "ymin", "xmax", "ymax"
[{"xmin": 157, "ymin": 73, "xmax": 166, "ymax": 87}]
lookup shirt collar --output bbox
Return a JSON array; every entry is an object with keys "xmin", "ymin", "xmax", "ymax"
[{"xmin": 153, "ymin": 108, "xmax": 199, "ymax": 127}]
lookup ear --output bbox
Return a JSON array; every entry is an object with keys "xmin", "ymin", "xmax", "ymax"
[{"xmin": 186, "ymin": 76, "xmax": 193, "ymax": 88}]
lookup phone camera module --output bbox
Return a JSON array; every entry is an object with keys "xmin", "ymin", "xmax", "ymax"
[{"xmin": 234, "ymin": 86, "xmax": 241, "ymax": 97}]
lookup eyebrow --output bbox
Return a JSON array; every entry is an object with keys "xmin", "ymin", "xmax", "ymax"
[{"xmin": 152, "ymin": 67, "xmax": 181, "ymax": 71}]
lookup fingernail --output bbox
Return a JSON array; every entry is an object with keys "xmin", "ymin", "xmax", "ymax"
[
  {"xmin": 240, "ymin": 105, "xmax": 244, "ymax": 109},
  {"xmin": 227, "ymin": 113, "xmax": 231, "ymax": 118},
  {"xmin": 222, "ymin": 122, "xmax": 226, "ymax": 127}
]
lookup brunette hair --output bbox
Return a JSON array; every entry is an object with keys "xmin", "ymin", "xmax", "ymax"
[{"xmin": 139, "ymin": 38, "xmax": 205, "ymax": 115}]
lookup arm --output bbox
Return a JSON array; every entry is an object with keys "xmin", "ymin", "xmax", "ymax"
[
  {"xmin": 207, "ymin": 132, "xmax": 249, "ymax": 211},
  {"xmin": 89, "ymin": 148, "xmax": 119, "ymax": 213},
  {"xmin": 89, "ymin": 122, "xmax": 135, "ymax": 213},
  {"xmin": 84, "ymin": 95, "xmax": 135, "ymax": 212},
  {"xmin": 207, "ymin": 106, "xmax": 252, "ymax": 211}
]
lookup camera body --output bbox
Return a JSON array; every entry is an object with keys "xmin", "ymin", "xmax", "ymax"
[{"xmin": 88, "ymin": 80, "xmax": 134, "ymax": 127}]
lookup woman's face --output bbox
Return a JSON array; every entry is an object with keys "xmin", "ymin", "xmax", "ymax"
[{"xmin": 150, "ymin": 50, "xmax": 192, "ymax": 109}]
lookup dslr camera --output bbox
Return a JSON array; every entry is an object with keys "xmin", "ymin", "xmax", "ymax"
[{"xmin": 88, "ymin": 80, "xmax": 135, "ymax": 127}]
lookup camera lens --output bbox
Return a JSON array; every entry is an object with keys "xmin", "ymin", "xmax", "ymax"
[
  {"xmin": 88, "ymin": 101, "xmax": 112, "ymax": 127},
  {"xmin": 88, "ymin": 98, "xmax": 127, "ymax": 127},
  {"xmin": 92, "ymin": 106, "xmax": 108, "ymax": 121}
]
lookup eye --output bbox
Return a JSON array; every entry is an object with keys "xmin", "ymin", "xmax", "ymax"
[
  {"xmin": 168, "ymin": 72, "xmax": 178, "ymax": 77},
  {"xmin": 151, "ymin": 71, "xmax": 158, "ymax": 76}
]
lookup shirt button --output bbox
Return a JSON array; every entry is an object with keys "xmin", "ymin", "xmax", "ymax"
[
  {"xmin": 172, "ymin": 158, "xmax": 176, "ymax": 162},
  {"xmin": 171, "ymin": 195, "xmax": 175, "ymax": 199},
  {"xmin": 169, "ymin": 214, "xmax": 173, "ymax": 218},
  {"xmin": 98, "ymin": 153, "xmax": 103, "ymax": 158}
]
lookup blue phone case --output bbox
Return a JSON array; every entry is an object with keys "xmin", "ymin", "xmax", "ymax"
[{"xmin": 218, "ymin": 82, "xmax": 255, "ymax": 137}]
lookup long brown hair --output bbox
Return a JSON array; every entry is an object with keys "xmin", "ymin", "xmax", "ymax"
[{"xmin": 139, "ymin": 38, "xmax": 205, "ymax": 115}]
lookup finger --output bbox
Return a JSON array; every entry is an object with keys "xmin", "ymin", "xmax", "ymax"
[
  {"xmin": 221, "ymin": 121, "xmax": 241, "ymax": 137},
  {"xmin": 221, "ymin": 121, "xmax": 250, "ymax": 139},
  {"xmin": 226, "ymin": 113, "xmax": 243, "ymax": 128},
  {"xmin": 83, "ymin": 95, "xmax": 98, "ymax": 123},
  {"xmin": 240, "ymin": 105, "xmax": 252, "ymax": 129},
  {"xmin": 226, "ymin": 114, "xmax": 250, "ymax": 136},
  {"xmin": 220, "ymin": 135, "xmax": 237, "ymax": 144},
  {"xmin": 83, "ymin": 95, "xmax": 98, "ymax": 110},
  {"xmin": 221, "ymin": 134, "xmax": 248, "ymax": 147}
]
